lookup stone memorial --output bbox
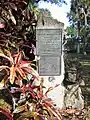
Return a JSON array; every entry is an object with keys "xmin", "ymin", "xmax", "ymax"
[
  {"xmin": 36, "ymin": 15, "xmax": 64, "ymax": 76},
  {"xmin": 36, "ymin": 12, "xmax": 65, "ymax": 108}
]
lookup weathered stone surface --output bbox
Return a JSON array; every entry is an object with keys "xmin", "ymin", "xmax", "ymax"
[
  {"xmin": 65, "ymin": 53, "xmax": 90, "ymax": 106},
  {"xmin": 63, "ymin": 58, "xmax": 84, "ymax": 109},
  {"xmin": 36, "ymin": 19, "xmax": 63, "ymax": 76},
  {"xmin": 39, "ymin": 56, "xmax": 61, "ymax": 76},
  {"xmin": 37, "ymin": 15, "xmax": 64, "ymax": 29},
  {"xmin": 64, "ymin": 84, "xmax": 84, "ymax": 109},
  {"xmin": 36, "ymin": 29, "xmax": 62, "ymax": 56}
]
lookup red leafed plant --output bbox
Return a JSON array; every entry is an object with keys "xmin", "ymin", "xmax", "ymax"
[
  {"xmin": 0, "ymin": 0, "xmax": 63, "ymax": 120},
  {"xmin": 0, "ymin": 51, "xmax": 39, "ymax": 86},
  {"xmin": 12, "ymin": 78, "xmax": 62, "ymax": 120},
  {"xmin": 0, "ymin": 51, "xmax": 62, "ymax": 120}
]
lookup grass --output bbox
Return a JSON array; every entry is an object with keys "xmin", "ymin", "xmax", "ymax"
[{"xmin": 80, "ymin": 62, "xmax": 90, "ymax": 66}]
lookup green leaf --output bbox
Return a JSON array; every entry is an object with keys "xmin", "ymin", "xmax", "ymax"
[
  {"xmin": 13, "ymin": 104, "xmax": 27, "ymax": 113},
  {"xmin": 22, "ymin": 111, "xmax": 39, "ymax": 118},
  {"xmin": 0, "ymin": 99, "xmax": 13, "ymax": 120},
  {"xmin": 0, "ymin": 99, "xmax": 11, "ymax": 112},
  {"xmin": 17, "ymin": 112, "xmax": 39, "ymax": 120}
]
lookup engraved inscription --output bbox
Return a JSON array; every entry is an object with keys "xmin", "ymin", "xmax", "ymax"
[
  {"xmin": 39, "ymin": 56, "xmax": 61, "ymax": 76},
  {"xmin": 36, "ymin": 29, "xmax": 62, "ymax": 55}
]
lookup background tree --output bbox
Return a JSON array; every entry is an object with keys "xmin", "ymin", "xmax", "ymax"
[
  {"xmin": 65, "ymin": 25, "xmax": 77, "ymax": 38},
  {"xmin": 67, "ymin": 0, "xmax": 90, "ymax": 54},
  {"xmin": 34, "ymin": 0, "xmax": 67, "ymax": 5}
]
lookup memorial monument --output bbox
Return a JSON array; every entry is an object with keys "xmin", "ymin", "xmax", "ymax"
[
  {"xmin": 36, "ymin": 12, "xmax": 64, "ymax": 75},
  {"xmin": 36, "ymin": 12, "xmax": 65, "ymax": 108}
]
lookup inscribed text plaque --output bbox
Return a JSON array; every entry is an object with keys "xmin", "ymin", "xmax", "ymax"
[
  {"xmin": 36, "ymin": 29, "xmax": 62, "ymax": 55},
  {"xmin": 39, "ymin": 56, "xmax": 61, "ymax": 76}
]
